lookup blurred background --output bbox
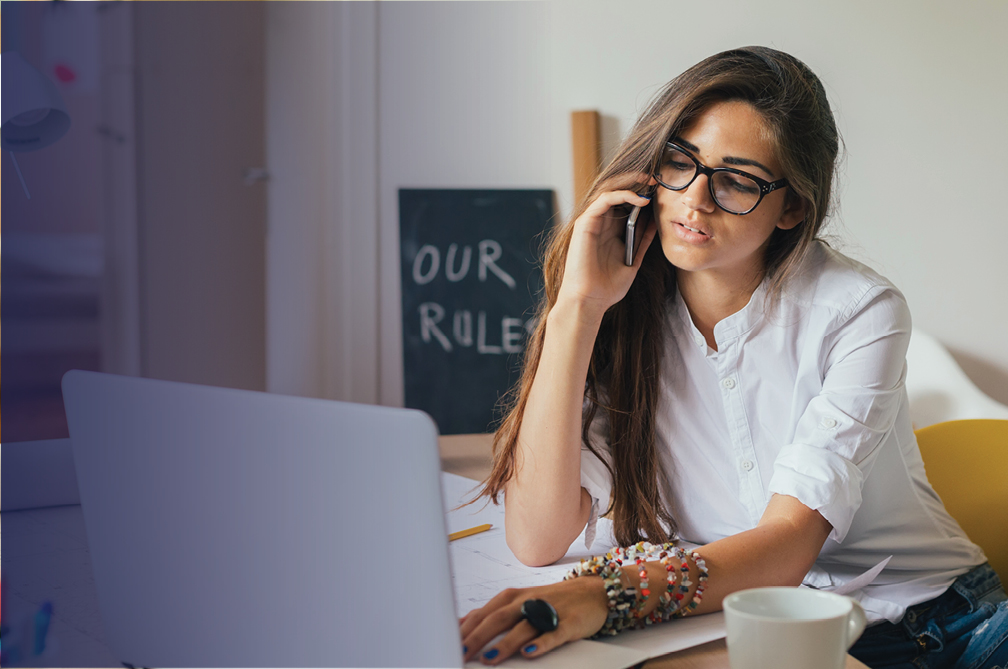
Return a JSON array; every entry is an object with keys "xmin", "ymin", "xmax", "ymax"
[{"xmin": 3, "ymin": 0, "xmax": 1006, "ymax": 443}]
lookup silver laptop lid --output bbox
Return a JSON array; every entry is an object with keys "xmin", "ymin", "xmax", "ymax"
[{"xmin": 62, "ymin": 370, "xmax": 461, "ymax": 668}]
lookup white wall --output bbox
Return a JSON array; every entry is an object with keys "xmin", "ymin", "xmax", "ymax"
[
  {"xmin": 266, "ymin": 3, "xmax": 379, "ymax": 403},
  {"xmin": 268, "ymin": 0, "xmax": 1008, "ymax": 409}
]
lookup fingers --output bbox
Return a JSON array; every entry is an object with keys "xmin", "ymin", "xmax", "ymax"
[
  {"xmin": 476, "ymin": 619, "xmax": 540, "ymax": 665},
  {"xmin": 584, "ymin": 170, "xmax": 657, "ymax": 222},
  {"xmin": 461, "ymin": 603, "xmax": 523, "ymax": 664},
  {"xmin": 475, "ymin": 617, "xmax": 578, "ymax": 665},
  {"xmin": 519, "ymin": 626, "xmax": 572, "ymax": 660},
  {"xmin": 583, "ymin": 189, "xmax": 651, "ymax": 219},
  {"xmin": 482, "ymin": 619, "xmax": 580, "ymax": 663},
  {"xmin": 460, "ymin": 587, "xmax": 517, "ymax": 639}
]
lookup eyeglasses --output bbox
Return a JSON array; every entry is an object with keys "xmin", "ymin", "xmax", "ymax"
[{"xmin": 655, "ymin": 142, "xmax": 789, "ymax": 215}]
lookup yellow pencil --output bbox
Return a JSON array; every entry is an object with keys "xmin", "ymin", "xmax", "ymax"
[{"xmin": 449, "ymin": 523, "xmax": 493, "ymax": 542}]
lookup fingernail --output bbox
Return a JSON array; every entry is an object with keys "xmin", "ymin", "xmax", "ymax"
[
  {"xmin": 524, "ymin": 644, "xmax": 538, "ymax": 654},
  {"xmin": 483, "ymin": 648, "xmax": 499, "ymax": 660},
  {"xmin": 463, "ymin": 645, "xmax": 468, "ymax": 654}
]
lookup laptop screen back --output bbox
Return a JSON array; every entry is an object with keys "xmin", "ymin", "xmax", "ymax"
[{"xmin": 63, "ymin": 370, "xmax": 461, "ymax": 668}]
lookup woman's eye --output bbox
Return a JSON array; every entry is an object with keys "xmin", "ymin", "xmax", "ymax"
[
  {"xmin": 662, "ymin": 148, "xmax": 695, "ymax": 173},
  {"xmin": 665, "ymin": 160, "xmax": 692, "ymax": 172},
  {"xmin": 722, "ymin": 174, "xmax": 759, "ymax": 194}
]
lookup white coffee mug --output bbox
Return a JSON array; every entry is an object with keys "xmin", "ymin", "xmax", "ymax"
[{"xmin": 723, "ymin": 587, "xmax": 867, "ymax": 669}]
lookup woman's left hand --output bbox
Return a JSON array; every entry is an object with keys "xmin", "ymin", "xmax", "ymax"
[{"xmin": 460, "ymin": 575, "xmax": 609, "ymax": 664}]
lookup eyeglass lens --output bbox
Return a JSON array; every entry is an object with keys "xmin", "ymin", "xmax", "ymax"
[{"xmin": 658, "ymin": 145, "xmax": 762, "ymax": 214}]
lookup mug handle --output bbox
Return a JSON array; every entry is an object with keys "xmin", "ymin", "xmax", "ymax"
[{"xmin": 845, "ymin": 599, "xmax": 868, "ymax": 649}]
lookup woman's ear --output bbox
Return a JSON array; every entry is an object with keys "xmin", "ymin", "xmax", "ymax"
[{"xmin": 776, "ymin": 193, "xmax": 806, "ymax": 231}]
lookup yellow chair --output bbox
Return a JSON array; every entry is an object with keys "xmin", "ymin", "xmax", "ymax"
[{"xmin": 915, "ymin": 419, "xmax": 1008, "ymax": 582}]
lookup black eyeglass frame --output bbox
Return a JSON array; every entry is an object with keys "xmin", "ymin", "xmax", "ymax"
[{"xmin": 654, "ymin": 142, "xmax": 790, "ymax": 215}]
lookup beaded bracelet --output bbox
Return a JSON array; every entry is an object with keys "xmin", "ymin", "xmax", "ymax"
[
  {"xmin": 611, "ymin": 542, "xmax": 684, "ymax": 625},
  {"xmin": 674, "ymin": 550, "xmax": 709, "ymax": 618},
  {"xmin": 651, "ymin": 547, "xmax": 686, "ymax": 623},
  {"xmin": 564, "ymin": 553, "xmax": 637, "ymax": 637},
  {"xmin": 633, "ymin": 553, "xmax": 651, "ymax": 621},
  {"xmin": 645, "ymin": 549, "xmax": 679, "ymax": 625},
  {"xmin": 611, "ymin": 543, "xmax": 709, "ymax": 622},
  {"xmin": 569, "ymin": 544, "xmax": 710, "ymax": 636}
]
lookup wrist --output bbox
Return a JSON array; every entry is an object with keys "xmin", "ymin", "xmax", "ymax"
[
  {"xmin": 548, "ymin": 295, "xmax": 607, "ymax": 333},
  {"xmin": 613, "ymin": 543, "xmax": 710, "ymax": 623},
  {"xmin": 565, "ymin": 556, "xmax": 637, "ymax": 637}
]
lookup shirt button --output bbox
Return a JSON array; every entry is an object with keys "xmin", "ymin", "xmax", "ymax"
[
  {"xmin": 694, "ymin": 335, "xmax": 705, "ymax": 348},
  {"xmin": 742, "ymin": 459, "xmax": 754, "ymax": 471},
  {"xmin": 722, "ymin": 378, "xmax": 736, "ymax": 390},
  {"xmin": 821, "ymin": 417, "xmax": 838, "ymax": 429}
]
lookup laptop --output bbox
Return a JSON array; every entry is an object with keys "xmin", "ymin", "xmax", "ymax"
[{"xmin": 62, "ymin": 370, "xmax": 463, "ymax": 668}]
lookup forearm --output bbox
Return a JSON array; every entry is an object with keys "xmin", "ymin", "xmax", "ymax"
[
  {"xmin": 505, "ymin": 298, "xmax": 605, "ymax": 566},
  {"xmin": 687, "ymin": 494, "xmax": 832, "ymax": 615},
  {"xmin": 602, "ymin": 506, "xmax": 827, "ymax": 633}
]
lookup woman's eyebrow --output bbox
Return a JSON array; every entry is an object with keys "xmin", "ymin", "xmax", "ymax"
[
  {"xmin": 672, "ymin": 137, "xmax": 776, "ymax": 179},
  {"xmin": 674, "ymin": 137, "xmax": 702, "ymax": 153},
  {"xmin": 722, "ymin": 156, "xmax": 776, "ymax": 179}
]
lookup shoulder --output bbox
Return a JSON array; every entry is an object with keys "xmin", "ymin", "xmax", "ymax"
[{"xmin": 783, "ymin": 241, "xmax": 910, "ymax": 329}]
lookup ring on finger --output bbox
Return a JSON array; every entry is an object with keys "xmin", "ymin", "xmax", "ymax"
[{"xmin": 521, "ymin": 599, "xmax": 559, "ymax": 633}]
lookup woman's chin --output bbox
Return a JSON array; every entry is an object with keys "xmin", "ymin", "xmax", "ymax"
[{"xmin": 659, "ymin": 242, "xmax": 709, "ymax": 273}]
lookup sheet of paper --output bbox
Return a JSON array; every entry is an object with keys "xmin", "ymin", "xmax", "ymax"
[
  {"xmin": 446, "ymin": 475, "xmax": 575, "ymax": 614},
  {"xmin": 443, "ymin": 473, "xmax": 619, "ymax": 616},
  {"xmin": 824, "ymin": 556, "xmax": 892, "ymax": 596},
  {"xmin": 603, "ymin": 612, "xmax": 726, "ymax": 657}
]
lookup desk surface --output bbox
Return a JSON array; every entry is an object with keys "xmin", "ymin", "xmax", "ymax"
[
  {"xmin": 440, "ymin": 432, "xmax": 496, "ymax": 480},
  {"xmin": 646, "ymin": 638, "xmax": 867, "ymax": 668},
  {"xmin": 1, "ymin": 433, "xmax": 867, "ymax": 669}
]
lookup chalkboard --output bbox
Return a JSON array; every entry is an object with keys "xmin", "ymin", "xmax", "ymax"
[{"xmin": 399, "ymin": 189, "xmax": 553, "ymax": 435}]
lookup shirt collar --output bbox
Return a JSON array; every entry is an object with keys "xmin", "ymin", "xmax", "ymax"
[{"xmin": 673, "ymin": 275, "xmax": 769, "ymax": 350}]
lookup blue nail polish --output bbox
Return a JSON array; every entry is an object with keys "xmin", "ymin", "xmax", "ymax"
[
  {"xmin": 483, "ymin": 648, "xmax": 499, "ymax": 660},
  {"xmin": 463, "ymin": 646, "xmax": 468, "ymax": 654},
  {"xmin": 524, "ymin": 644, "xmax": 538, "ymax": 654}
]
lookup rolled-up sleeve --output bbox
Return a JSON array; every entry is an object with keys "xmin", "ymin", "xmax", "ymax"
[
  {"xmin": 768, "ymin": 286, "xmax": 912, "ymax": 543},
  {"xmin": 580, "ymin": 406, "xmax": 613, "ymax": 549}
]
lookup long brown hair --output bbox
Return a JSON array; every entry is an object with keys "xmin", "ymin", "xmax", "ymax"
[{"xmin": 480, "ymin": 47, "xmax": 841, "ymax": 547}]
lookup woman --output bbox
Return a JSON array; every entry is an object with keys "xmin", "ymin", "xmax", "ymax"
[{"xmin": 460, "ymin": 47, "xmax": 1008, "ymax": 668}]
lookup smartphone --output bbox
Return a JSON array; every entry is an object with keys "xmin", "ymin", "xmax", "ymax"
[{"xmin": 624, "ymin": 188, "xmax": 653, "ymax": 266}]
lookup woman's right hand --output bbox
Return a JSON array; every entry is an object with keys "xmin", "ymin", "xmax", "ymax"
[{"xmin": 556, "ymin": 185, "xmax": 658, "ymax": 320}]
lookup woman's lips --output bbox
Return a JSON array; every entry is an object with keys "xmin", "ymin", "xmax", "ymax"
[{"xmin": 672, "ymin": 220, "xmax": 711, "ymax": 243}]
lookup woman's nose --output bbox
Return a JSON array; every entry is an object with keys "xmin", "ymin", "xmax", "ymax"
[{"xmin": 682, "ymin": 173, "xmax": 716, "ymax": 213}]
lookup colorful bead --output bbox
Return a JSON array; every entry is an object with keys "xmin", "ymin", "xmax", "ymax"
[{"xmin": 673, "ymin": 550, "xmax": 709, "ymax": 619}]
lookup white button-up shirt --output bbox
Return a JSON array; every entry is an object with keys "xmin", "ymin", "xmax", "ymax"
[{"xmin": 580, "ymin": 242, "xmax": 985, "ymax": 623}]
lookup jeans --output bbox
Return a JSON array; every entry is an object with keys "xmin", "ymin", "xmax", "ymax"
[{"xmin": 849, "ymin": 563, "xmax": 1008, "ymax": 669}]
